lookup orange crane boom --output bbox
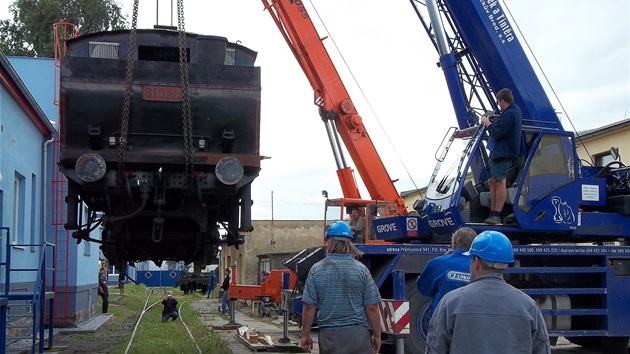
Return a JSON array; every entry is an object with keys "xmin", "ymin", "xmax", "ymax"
[{"xmin": 262, "ymin": 0, "xmax": 407, "ymax": 215}]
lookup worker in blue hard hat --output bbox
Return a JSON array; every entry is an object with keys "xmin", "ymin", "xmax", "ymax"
[
  {"xmin": 300, "ymin": 221, "xmax": 382, "ymax": 354},
  {"xmin": 426, "ymin": 230, "xmax": 551, "ymax": 354}
]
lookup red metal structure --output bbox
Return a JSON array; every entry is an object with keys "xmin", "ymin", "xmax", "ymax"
[
  {"xmin": 52, "ymin": 21, "xmax": 78, "ymax": 325},
  {"xmin": 261, "ymin": 0, "xmax": 407, "ymax": 216},
  {"xmin": 228, "ymin": 267, "xmax": 297, "ymax": 317},
  {"xmin": 229, "ymin": 269, "xmax": 296, "ymax": 303}
]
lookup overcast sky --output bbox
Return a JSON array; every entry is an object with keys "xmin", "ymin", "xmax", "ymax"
[{"xmin": 3, "ymin": 1, "xmax": 629, "ymax": 221}]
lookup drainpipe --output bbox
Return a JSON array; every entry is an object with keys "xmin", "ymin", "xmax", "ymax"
[
  {"xmin": 42, "ymin": 135, "xmax": 55, "ymax": 293},
  {"xmin": 42, "ymin": 136, "xmax": 56, "ymax": 246}
]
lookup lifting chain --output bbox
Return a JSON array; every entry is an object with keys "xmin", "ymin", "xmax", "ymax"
[
  {"xmin": 177, "ymin": 0, "xmax": 195, "ymax": 194},
  {"xmin": 117, "ymin": 0, "xmax": 140, "ymax": 188}
]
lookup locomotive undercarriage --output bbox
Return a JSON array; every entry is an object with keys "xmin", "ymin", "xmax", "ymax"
[{"xmin": 64, "ymin": 167, "xmax": 255, "ymax": 268}]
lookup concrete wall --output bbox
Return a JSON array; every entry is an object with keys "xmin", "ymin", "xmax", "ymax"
[
  {"xmin": 222, "ymin": 220, "xmax": 324, "ymax": 286},
  {"xmin": 63, "ymin": 283, "xmax": 98, "ymax": 326}
]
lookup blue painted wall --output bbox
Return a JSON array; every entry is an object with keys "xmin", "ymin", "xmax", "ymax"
[
  {"xmin": 8, "ymin": 57, "xmax": 58, "ymax": 125},
  {"xmin": 134, "ymin": 261, "xmax": 186, "ymax": 288},
  {"xmin": 0, "ymin": 54, "xmax": 56, "ymax": 336},
  {"xmin": 6, "ymin": 55, "xmax": 101, "ymax": 325},
  {"xmin": 0, "ymin": 62, "xmax": 51, "ymax": 288}
]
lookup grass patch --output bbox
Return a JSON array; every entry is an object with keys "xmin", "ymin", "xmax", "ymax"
[{"xmin": 110, "ymin": 285, "xmax": 231, "ymax": 354}]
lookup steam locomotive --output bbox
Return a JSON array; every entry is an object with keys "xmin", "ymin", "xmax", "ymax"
[{"xmin": 58, "ymin": 29, "xmax": 261, "ymax": 269}]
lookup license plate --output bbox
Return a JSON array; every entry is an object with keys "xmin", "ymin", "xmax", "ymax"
[{"xmin": 142, "ymin": 85, "xmax": 183, "ymax": 102}]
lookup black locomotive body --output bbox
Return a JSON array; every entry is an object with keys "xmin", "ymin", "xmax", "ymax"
[{"xmin": 59, "ymin": 29, "xmax": 261, "ymax": 268}]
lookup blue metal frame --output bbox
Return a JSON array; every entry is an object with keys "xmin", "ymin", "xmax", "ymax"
[
  {"xmin": 410, "ymin": 0, "xmax": 560, "ymax": 128},
  {"xmin": 0, "ymin": 227, "xmax": 55, "ymax": 353}
]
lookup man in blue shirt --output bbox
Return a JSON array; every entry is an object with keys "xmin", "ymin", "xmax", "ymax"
[
  {"xmin": 416, "ymin": 227, "xmax": 476, "ymax": 318},
  {"xmin": 206, "ymin": 270, "xmax": 216, "ymax": 299},
  {"xmin": 300, "ymin": 222, "xmax": 382, "ymax": 354},
  {"xmin": 481, "ymin": 88, "xmax": 522, "ymax": 225}
]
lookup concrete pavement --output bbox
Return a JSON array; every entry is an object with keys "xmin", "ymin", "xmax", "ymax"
[
  {"xmin": 191, "ymin": 297, "xmax": 315, "ymax": 354},
  {"xmin": 192, "ymin": 297, "xmax": 617, "ymax": 354}
]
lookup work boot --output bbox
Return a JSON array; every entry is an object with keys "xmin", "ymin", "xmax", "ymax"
[
  {"xmin": 504, "ymin": 213, "xmax": 517, "ymax": 224},
  {"xmin": 485, "ymin": 215, "xmax": 501, "ymax": 225}
]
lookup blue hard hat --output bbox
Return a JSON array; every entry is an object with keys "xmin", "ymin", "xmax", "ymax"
[
  {"xmin": 463, "ymin": 230, "xmax": 514, "ymax": 263},
  {"xmin": 325, "ymin": 221, "xmax": 353, "ymax": 241}
]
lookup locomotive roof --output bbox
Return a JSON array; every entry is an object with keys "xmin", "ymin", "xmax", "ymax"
[{"xmin": 66, "ymin": 28, "xmax": 257, "ymax": 56}]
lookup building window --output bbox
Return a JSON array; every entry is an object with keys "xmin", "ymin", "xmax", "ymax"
[
  {"xmin": 30, "ymin": 174, "xmax": 37, "ymax": 247},
  {"xmin": 259, "ymin": 259, "xmax": 270, "ymax": 273},
  {"xmin": 83, "ymin": 240, "xmax": 91, "ymax": 256},
  {"xmin": 594, "ymin": 151, "xmax": 616, "ymax": 166},
  {"xmin": 0, "ymin": 191, "xmax": 4, "ymax": 232},
  {"xmin": 82, "ymin": 205, "xmax": 91, "ymax": 256},
  {"xmin": 167, "ymin": 261, "xmax": 177, "ymax": 271},
  {"xmin": 13, "ymin": 173, "xmax": 26, "ymax": 245}
]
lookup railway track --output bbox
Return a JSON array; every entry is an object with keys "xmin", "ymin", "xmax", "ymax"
[{"xmin": 124, "ymin": 288, "xmax": 202, "ymax": 354}]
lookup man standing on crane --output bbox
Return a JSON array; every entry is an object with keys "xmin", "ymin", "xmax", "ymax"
[
  {"xmin": 480, "ymin": 88, "xmax": 522, "ymax": 225},
  {"xmin": 300, "ymin": 222, "xmax": 381, "ymax": 353}
]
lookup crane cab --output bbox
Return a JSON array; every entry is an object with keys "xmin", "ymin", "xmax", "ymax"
[{"xmin": 323, "ymin": 197, "xmax": 400, "ymax": 245}]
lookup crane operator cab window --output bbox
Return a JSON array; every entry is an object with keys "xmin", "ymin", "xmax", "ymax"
[
  {"xmin": 365, "ymin": 203, "xmax": 398, "ymax": 242},
  {"xmin": 347, "ymin": 207, "xmax": 366, "ymax": 243},
  {"xmin": 324, "ymin": 202, "xmax": 367, "ymax": 243},
  {"xmin": 324, "ymin": 201, "xmax": 398, "ymax": 243},
  {"xmin": 517, "ymin": 134, "xmax": 576, "ymax": 213}
]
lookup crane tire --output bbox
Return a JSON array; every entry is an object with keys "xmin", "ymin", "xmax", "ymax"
[
  {"xmin": 567, "ymin": 336, "xmax": 629, "ymax": 354},
  {"xmin": 403, "ymin": 280, "xmax": 431, "ymax": 354},
  {"xmin": 601, "ymin": 336, "xmax": 630, "ymax": 354}
]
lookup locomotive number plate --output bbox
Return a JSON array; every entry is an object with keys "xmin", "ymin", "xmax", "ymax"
[{"xmin": 142, "ymin": 85, "xmax": 183, "ymax": 102}]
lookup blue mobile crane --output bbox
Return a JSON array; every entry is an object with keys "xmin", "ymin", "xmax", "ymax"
[
  {"xmin": 263, "ymin": 0, "xmax": 630, "ymax": 353},
  {"xmin": 372, "ymin": 0, "xmax": 630, "ymax": 352}
]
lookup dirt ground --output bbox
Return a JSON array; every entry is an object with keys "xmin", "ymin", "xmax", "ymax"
[
  {"xmin": 49, "ymin": 297, "xmax": 279, "ymax": 354},
  {"xmin": 52, "ymin": 311, "xmax": 135, "ymax": 353}
]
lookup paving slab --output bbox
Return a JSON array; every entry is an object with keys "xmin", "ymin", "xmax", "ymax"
[
  {"xmin": 192, "ymin": 298, "xmax": 627, "ymax": 354},
  {"xmin": 191, "ymin": 298, "xmax": 313, "ymax": 354},
  {"xmin": 57, "ymin": 313, "xmax": 114, "ymax": 334}
]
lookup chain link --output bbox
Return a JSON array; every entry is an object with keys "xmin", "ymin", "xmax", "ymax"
[
  {"xmin": 177, "ymin": 0, "xmax": 195, "ymax": 194},
  {"xmin": 117, "ymin": 0, "xmax": 140, "ymax": 188}
]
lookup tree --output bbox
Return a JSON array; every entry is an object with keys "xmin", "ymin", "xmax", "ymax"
[{"xmin": 0, "ymin": 0, "xmax": 128, "ymax": 58}]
